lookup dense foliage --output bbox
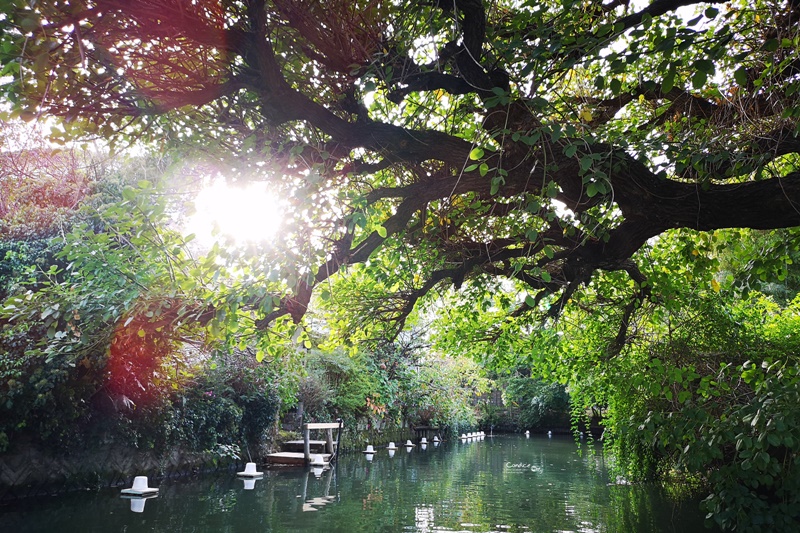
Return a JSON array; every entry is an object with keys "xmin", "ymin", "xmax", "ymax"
[
  {"xmin": 431, "ymin": 227, "xmax": 800, "ymax": 532},
  {"xmin": 298, "ymin": 343, "xmax": 488, "ymax": 436},
  {"xmin": 2, "ymin": 0, "xmax": 798, "ymax": 335},
  {"xmin": 501, "ymin": 372, "xmax": 571, "ymax": 431},
  {"xmin": 0, "ymin": 151, "xmax": 283, "ymax": 456},
  {"xmin": 3, "ymin": 1, "xmax": 800, "ymax": 530}
]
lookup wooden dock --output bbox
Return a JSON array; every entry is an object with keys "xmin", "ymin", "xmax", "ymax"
[
  {"xmin": 283, "ymin": 440, "xmax": 337, "ymax": 452},
  {"xmin": 266, "ymin": 421, "xmax": 343, "ymax": 466},
  {"xmin": 265, "ymin": 452, "xmax": 332, "ymax": 466}
]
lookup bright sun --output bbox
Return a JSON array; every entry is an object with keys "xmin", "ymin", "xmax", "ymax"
[{"xmin": 187, "ymin": 181, "xmax": 282, "ymax": 246}]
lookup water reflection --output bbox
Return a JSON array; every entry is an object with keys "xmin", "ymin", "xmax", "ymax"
[{"xmin": 1, "ymin": 436, "xmax": 716, "ymax": 532}]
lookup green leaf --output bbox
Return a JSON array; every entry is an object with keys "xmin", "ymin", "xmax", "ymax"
[
  {"xmin": 594, "ymin": 75, "xmax": 605, "ymax": 90},
  {"xmin": 693, "ymin": 59, "xmax": 715, "ymax": 74},
  {"xmin": 469, "ymin": 147, "xmax": 485, "ymax": 160},
  {"xmin": 376, "ymin": 226, "xmax": 387, "ymax": 238},
  {"xmin": 661, "ymin": 68, "xmax": 675, "ymax": 94},
  {"xmin": 734, "ymin": 67, "xmax": 748, "ymax": 87},
  {"xmin": 763, "ymin": 39, "xmax": 779, "ymax": 52},
  {"xmin": 692, "ymin": 70, "xmax": 707, "ymax": 89}
]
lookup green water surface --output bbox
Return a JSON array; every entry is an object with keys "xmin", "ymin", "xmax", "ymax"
[{"xmin": 2, "ymin": 435, "xmax": 717, "ymax": 532}]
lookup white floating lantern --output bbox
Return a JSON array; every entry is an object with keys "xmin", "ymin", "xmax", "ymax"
[
  {"xmin": 237, "ymin": 462, "xmax": 263, "ymax": 478},
  {"xmin": 433, "ymin": 435, "xmax": 440, "ymax": 442},
  {"xmin": 310, "ymin": 454, "xmax": 327, "ymax": 466},
  {"xmin": 363, "ymin": 444, "xmax": 375, "ymax": 454},
  {"xmin": 548, "ymin": 430, "xmax": 552, "ymax": 437},
  {"xmin": 420, "ymin": 437, "xmax": 428, "ymax": 445},
  {"xmin": 387, "ymin": 441, "xmax": 398, "ymax": 450},
  {"xmin": 460, "ymin": 433, "xmax": 467, "ymax": 440},
  {"xmin": 404, "ymin": 439, "xmax": 415, "ymax": 447},
  {"xmin": 121, "ymin": 476, "xmax": 159, "ymax": 497}
]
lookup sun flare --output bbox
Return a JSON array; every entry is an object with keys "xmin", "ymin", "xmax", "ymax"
[{"xmin": 187, "ymin": 181, "xmax": 282, "ymax": 246}]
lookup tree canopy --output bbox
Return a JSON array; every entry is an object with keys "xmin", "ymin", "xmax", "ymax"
[{"xmin": 2, "ymin": 0, "xmax": 799, "ymax": 342}]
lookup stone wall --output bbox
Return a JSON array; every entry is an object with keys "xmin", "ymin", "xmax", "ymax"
[{"xmin": 0, "ymin": 444, "xmax": 238, "ymax": 503}]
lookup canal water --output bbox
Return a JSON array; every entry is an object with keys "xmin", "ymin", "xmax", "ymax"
[{"xmin": 2, "ymin": 435, "xmax": 716, "ymax": 532}]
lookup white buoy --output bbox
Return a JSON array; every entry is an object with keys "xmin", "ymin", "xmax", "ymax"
[
  {"xmin": 404, "ymin": 439, "xmax": 415, "ymax": 447},
  {"xmin": 433, "ymin": 435, "xmax": 441, "ymax": 443},
  {"xmin": 460, "ymin": 433, "xmax": 467, "ymax": 441},
  {"xmin": 525, "ymin": 430, "xmax": 530, "ymax": 438},
  {"xmin": 387, "ymin": 441, "xmax": 398, "ymax": 450},
  {"xmin": 310, "ymin": 454, "xmax": 327, "ymax": 466},
  {"xmin": 237, "ymin": 462, "xmax": 263, "ymax": 478},
  {"xmin": 548, "ymin": 430, "xmax": 552, "ymax": 437},
  {"xmin": 363, "ymin": 444, "xmax": 375, "ymax": 454},
  {"xmin": 121, "ymin": 476, "xmax": 159, "ymax": 497},
  {"xmin": 420, "ymin": 437, "xmax": 428, "ymax": 445}
]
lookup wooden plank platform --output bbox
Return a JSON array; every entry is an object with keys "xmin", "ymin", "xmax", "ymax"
[
  {"xmin": 305, "ymin": 422, "xmax": 342, "ymax": 430},
  {"xmin": 283, "ymin": 440, "xmax": 337, "ymax": 452},
  {"xmin": 284, "ymin": 439, "xmax": 336, "ymax": 447},
  {"xmin": 266, "ymin": 452, "xmax": 332, "ymax": 466}
]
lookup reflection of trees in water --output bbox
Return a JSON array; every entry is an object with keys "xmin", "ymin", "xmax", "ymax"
[{"xmin": 5, "ymin": 436, "xmax": 712, "ymax": 532}]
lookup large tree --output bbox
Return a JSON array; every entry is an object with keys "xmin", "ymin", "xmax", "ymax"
[{"xmin": 2, "ymin": 0, "xmax": 799, "ymax": 342}]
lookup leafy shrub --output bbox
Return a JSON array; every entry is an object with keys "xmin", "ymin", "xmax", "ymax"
[{"xmin": 503, "ymin": 373, "xmax": 570, "ymax": 430}]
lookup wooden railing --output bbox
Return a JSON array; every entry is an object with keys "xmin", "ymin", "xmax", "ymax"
[{"xmin": 302, "ymin": 421, "xmax": 343, "ymax": 464}]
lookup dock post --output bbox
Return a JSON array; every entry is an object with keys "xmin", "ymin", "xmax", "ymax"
[
  {"xmin": 304, "ymin": 426, "xmax": 311, "ymax": 464},
  {"xmin": 326, "ymin": 428, "xmax": 334, "ymax": 455}
]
